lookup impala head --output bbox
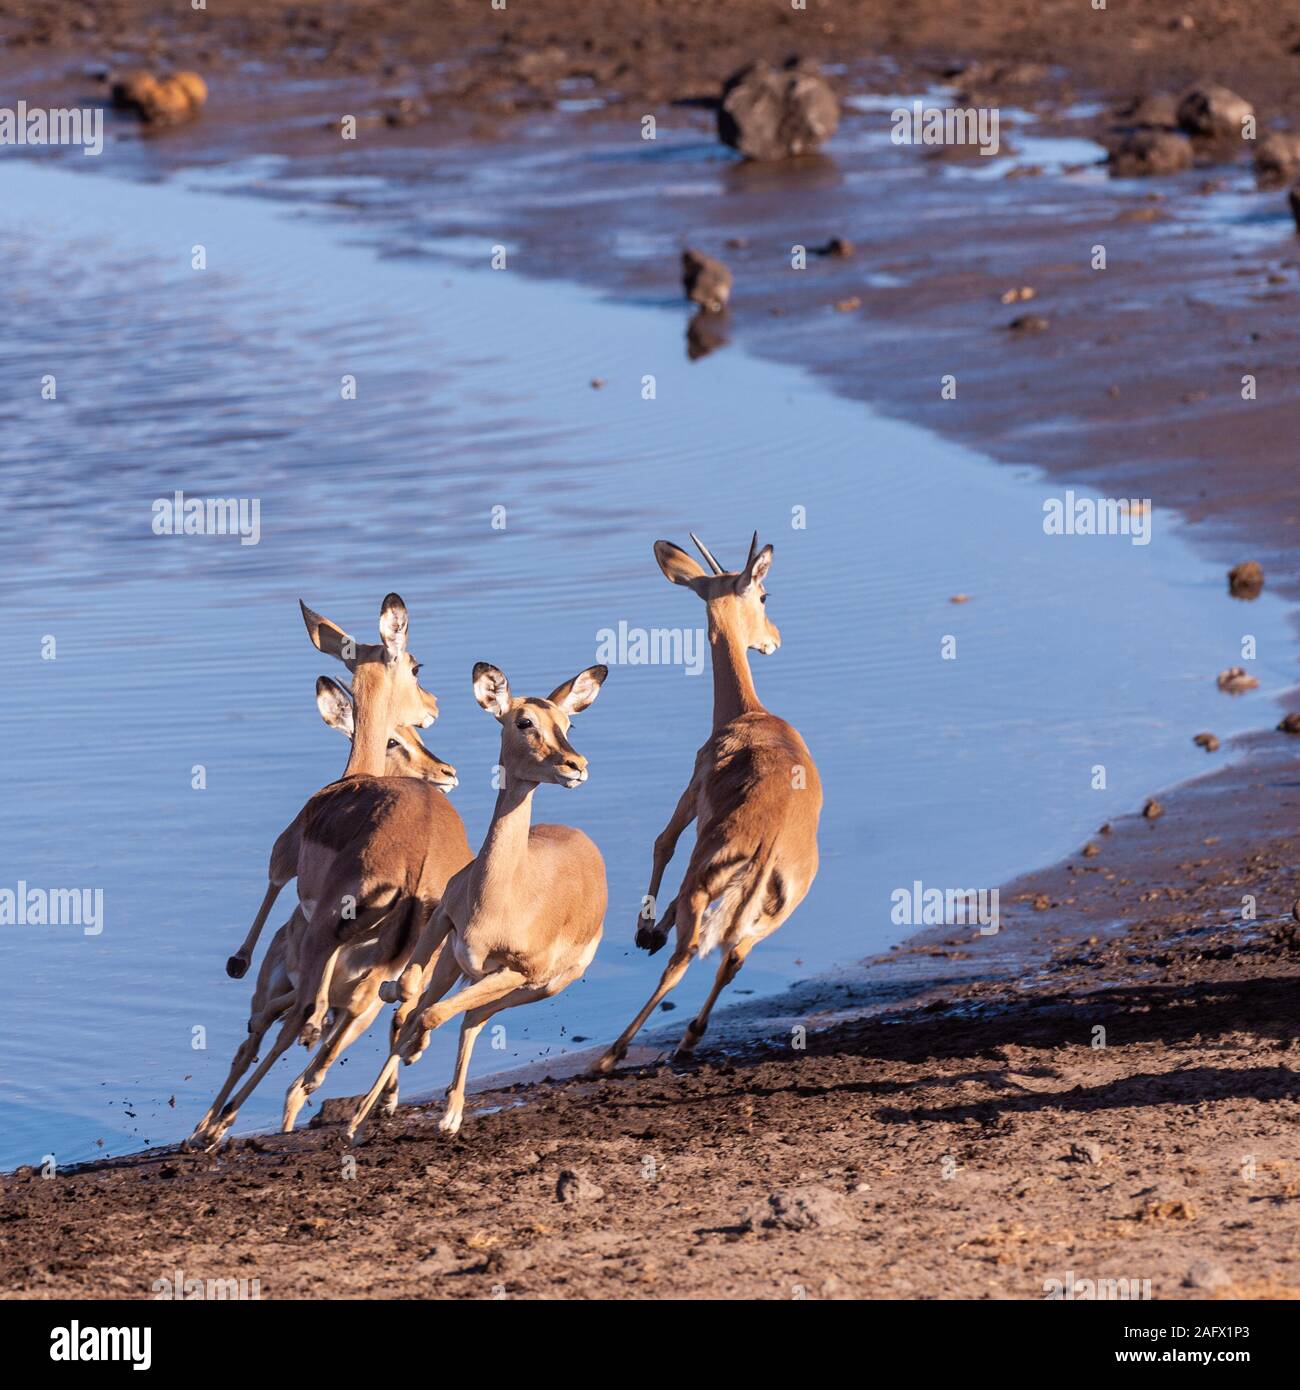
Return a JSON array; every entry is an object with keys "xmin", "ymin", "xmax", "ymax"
[
  {"xmin": 300, "ymin": 592, "xmax": 436, "ymax": 732},
  {"xmin": 654, "ymin": 531, "xmax": 779, "ymax": 654},
  {"xmin": 472, "ymin": 662, "xmax": 607, "ymax": 789},
  {"xmin": 314, "ymin": 676, "xmax": 457, "ymax": 792}
]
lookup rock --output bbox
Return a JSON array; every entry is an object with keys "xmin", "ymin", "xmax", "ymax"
[
  {"xmin": 1033, "ymin": 894, "xmax": 1050, "ymax": 911},
  {"xmin": 1290, "ymin": 185, "xmax": 1300, "ymax": 233},
  {"xmin": 1008, "ymin": 313, "xmax": 1049, "ymax": 332},
  {"xmin": 111, "ymin": 68, "xmax": 207, "ymax": 125},
  {"xmin": 949, "ymin": 593, "xmax": 971, "ymax": 604},
  {"xmin": 1000, "ymin": 286, "xmax": 1036, "ymax": 304},
  {"xmin": 834, "ymin": 296, "xmax": 861, "ymax": 313},
  {"xmin": 717, "ymin": 58, "xmax": 839, "ymax": 162},
  {"xmin": 681, "ymin": 248, "xmax": 732, "ymax": 314},
  {"xmin": 742, "ymin": 1184, "xmax": 856, "ymax": 1232},
  {"xmin": 1177, "ymin": 84, "xmax": 1254, "ymax": 141},
  {"xmin": 1121, "ymin": 92, "xmax": 1181, "ymax": 128},
  {"xmin": 555, "ymin": 1168, "xmax": 604, "ymax": 1204},
  {"xmin": 1082, "ymin": 842, "xmax": 1100, "ymax": 858},
  {"xmin": 1277, "ymin": 713, "xmax": 1300, "ymax": 734},
  {"xmin": 1143, "ymin": 798, "xmax": 1163, "ymax": 820},
  {"xmin": 485, "ymin": 1246, "xmax": 537, "ymax": 1275},
  {"xmin": 1193, "ymin": 732, "xmax": 1220, "ymax": 752},
  {"xmin": 308, "ymin": 1095, "xmax": 365, "ymax": 1129},
  {"xmin": 1068, "ymin": 1140, "xmax": 1103, "ymax": 1165},
  {"xmin": 1217, "ymin": 666, "xmax": 1259, "ymax": 694},
  {"xmin": 1184, "ymin": 1260, "xmax": 1231, "ymax": 1291},
  {"xmin": 1108, "ymin": 128, "xmax": 1193, "ymax": 177},
  {"xmin": 1255, "ymin": 133, "xmax": 1300, "ymax": 188},
  {"xmin": 1227, "ymin": 560, "xmax": 1264, "ymax": 597},
  {"xmin": 813, "ymin": 236, "xmax": 854, "ymax": 257}
]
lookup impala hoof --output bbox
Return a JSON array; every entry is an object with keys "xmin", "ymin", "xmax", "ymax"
[
  {"xmin": 635, "ymin": 924, "xmax": 667, "ymax": 954},
  {"xmin": 226, "ymin": 953, "xmax": 249, "ymax": 979},
  {"xmin": 378, "ymin": 980, "xmax": 400, "ymax": 1004},
  {"xmin": 589, "ymin": 1050, "xmax": 620, "ymax": 1076}
]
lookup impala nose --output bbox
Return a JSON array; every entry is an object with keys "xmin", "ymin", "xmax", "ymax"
[{"xmin": 556, "ymin": 756, "xmax": 588, "ymax": 786}]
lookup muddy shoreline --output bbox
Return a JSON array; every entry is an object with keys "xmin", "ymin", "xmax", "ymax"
[{"xmin": 3, "ymin": 1, "xmax": 1300, "ymax": 1298}]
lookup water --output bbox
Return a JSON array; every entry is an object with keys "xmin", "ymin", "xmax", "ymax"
[{"xmin": 0, "ymin": 160, "xmax": 1291, "ymax": 1169}]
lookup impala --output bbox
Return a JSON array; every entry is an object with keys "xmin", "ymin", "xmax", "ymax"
[
  {"xmin": 592, "ymin": 532, "xmax": 821, "ymax": 1072},
  {"xmin": 189, "ymin": 594, "xmax": 471, "ymax": 1149},
  {"xmin": 190, "ymin": 675, "xmax": 457, "ymax": 1143},
  {"xmin": 348, "ymin": 662, "xmax": 608, "ymax": 1140}
]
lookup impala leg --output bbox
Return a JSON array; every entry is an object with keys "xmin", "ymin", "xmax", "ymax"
[
  {"xmin": 226, "ymin": 881, "xmax": 285, "ymax": 979},
  {"xmin": 407, "ymin": 967, "xmax": 529, "ymax": 1054},
  {"xmin": 347, "ymin": 943, "xmax": 464, "ymax": 1142},
  {"xmin": 440, "ymin": 983, "xmax": 550, "ymax": 1135},
  {"xmin": 200, "ymin": 1004, "xmax": 307, "ymax": 1149},
  {"xmin": 190, "ymin": 987, "xmax": 295, "ymax": 1142},
  {"xmin": 592, "ymin": 887, "xmax": 706, "ymax": 1075},
  {"xmin": 675, "ymin": 934, "xmax": 757, "ymax": 1058},
  {"xmin": 282, "ymin": 997, "xmax": 383, "ymax": 1133}
]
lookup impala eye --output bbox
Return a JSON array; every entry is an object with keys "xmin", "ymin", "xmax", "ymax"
[
  {"xmin": 387, "ymin": 739, "xmax": 400, "ymax": 749},
  {"xmin": 517, "ymin": 717, "xmax": 534, "ymax": 731},
  {"xmin": 760, "ymin": 594, "xmax": 768, "ymax": 604},
  {"xmin": 411, "ymin": 663, "xmax": 422, "ymax": 676}
]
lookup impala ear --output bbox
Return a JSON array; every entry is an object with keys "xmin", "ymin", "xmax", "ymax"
[
  {"xmin": 654, "ymin": 540, "xmax": 707, "ymax": 588},
  {"xmin": 315, "ymin": 676, "xmax": 355, "ymax": 736},
  {"xmin": 547, "ymin": 665, "xmax": 608, "ymax": 716},
  {"xmin": 736, "ymin": 543, "xmax": 773, "ymax": 595},
  {"xmin": 472, "ymin": 663, "xmax": 511, "ymax": 717},
  {"xmin": 378, "ymin": 593, "xmax": 409, "ymax": 660},
  {"xmin": 301, "ymin": 600, "xmax": 359, "ymax": 668}
]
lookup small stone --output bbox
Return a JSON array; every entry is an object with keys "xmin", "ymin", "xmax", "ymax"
[
  {"xmin": 1177, "ymin": 84, "xmax": 1254, "ymax": 141},
  {"xmin": 1142, "ymin": 798, "xmax": 1163, "ymax": 820},
  {"xmin": 1000, "ymin": 286, "xmax": 1036, "ymax": 304},
  {"xmin": 589, "ymin": 378, "xmax": 605, "ymax": 389},
  {"xmin": 1290, "ymin": 185, "xmax": 1300, "ymax": 233},
  {"xmin": 1033, "ymin": 894, "xmax": 1050, "ymax": 911},
  {"xmin": 813, "ymin": 237, "xmax": 854, "ymax": 257},
  {"xmin": 1227, "ymin": 560, "xmax": 1264, "ymax": 598},
  {"xmin": 1217, "ymin": 666, "xmax": 1259, "ymax": 694},
  {"xmin": 1277, "ymin": 713, "xmax": 1300, "ymax": 734},
  {"xmin": 717, "ymin": 58, "xmax": 840, "ymax": 162},
  {"xmin": 1082, "ymin": 842, "xmax": 1100, "ymax": 858},
  {"xmin": 308, "ymin": 1096, "xmax": 366, "ymax": 1129},
  {"xmin": 949, "ymin": 593, "xmax": 971, "ymax": 604},
  {"xmin": 681, "ymin": 248, "xmax": 732, "ymax": 314},
  {"xmin": 834, "ymin": 295, "xmax": 861, "ymax": 312},
  {"xmin": 1122, "ymin": 92, "xmax": 1180, "ymax": 128},
  {"xmin": 1193, "ymin": 732, "xmax": 1220, "ymax": 752},
  {"xmin": 1108, "ymin": 128, "xmax": 1193, "ymax": 177},
  {"xmin": 1008, "ymin": 313, "xmax": 1049, "ymax": 332},
  {"xmin": 1183, "ymin": 1260, "xmax": 1231, "ymax": 1291},
  {"xmin": 1068, "ymin": 1140, "xmax": 1103, "ymax": 1165},
  {"xmin": 1255, "ymin": 134, "xmax": 1300, "ymax": 189},
  {"xmin": 742, "ymin": 1184, "xmax": 856, "ymax": 1232},
  {"xmin": 555, "ymin": 1168, "xmax": 604, "ymax": 1204}
]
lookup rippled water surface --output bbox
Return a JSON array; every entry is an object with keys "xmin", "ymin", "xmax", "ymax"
[{"xmin": 0, "ymin": 160, "xmax": 1291, "ymax": 1168}]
